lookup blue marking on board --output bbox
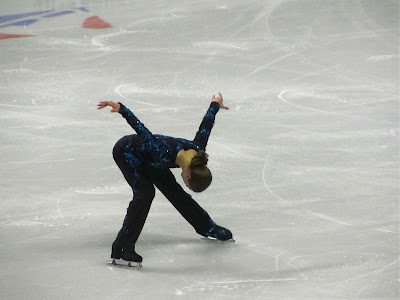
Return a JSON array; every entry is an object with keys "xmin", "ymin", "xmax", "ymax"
[
  {"xmin": 0, "ymin": 10, "xmax": 53, "ymax": 24},
  {"xmin": 74, "ymin": 7, "xmax": 90, "ymax": 12},
  {"xmin": 42, "ymin": 11, "xmax": 75, "ymax": 18},
  {"xmin": 0, "ymin": 19, "xmax": 38, "ymax": 28}
]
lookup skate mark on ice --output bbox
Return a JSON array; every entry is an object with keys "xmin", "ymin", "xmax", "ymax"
[
  {"xmin": 114, "ymin": 84, "xmax": 163, "ymax": 108},
  {"xmin": 243, "ymin": 53, "xmax": 295, "ymax": 80},
  {"xmin": 234, "ymin": 227, "xmax": 293, "ymax": 233},
  {"xmin": 203, "ymin": 49, "xmax": 218, "ymax": 92},
  {"xmin": 375, "ymin": 228, "xmax": 394, "ymax": 233},
  {"xmin": 193, "ymin": 41, "xmax": 249, "ymax": 51},
  {"xmin": 359, "ymin": 1, "xmax": 385, "ymax": 31},
  {"xmin": 91, "ymin": 30, "xmax": 152, "ymax": 52},
  {"xmin": 160, "ymin": 9, "xmax": 182, "ymax": 28},
  {"xmin": 289, "ymin": 64, "xmax": 339, "ymax": 82},
  {"xmin": 239, "ymin": 244, "xmax": 306, "ymax": 279},
  {"xmin": 126, "ymin": 16, "xmax": 160, "ymax": 28},
  {"xmin": 279, "ymin": 89, "xmax": 394, "ymax": 126},
  {"xmin": 201, "ymin": 278, "xmax": 297, "ymax": 285},
  {"xmin": 264, "ymin": 3, "xmax": 396, "ymax": 93},
  {"xmin": 140, "ymin": 236, "xmax": 192, "ymax": 290},
  {"xmin": 213, "ymin": 142, "xmax": 265, "ymax": 162},
  {"xmin": 0, "ymin": 103, "xmax": 57, "ymax": 109},
  {"xmin": 262, "ymin": 152, "xmax": 289, "ymax": 205},
  {"xmin": 275, "ymin": 251, "xmax": 285, "ymax": 273},
  {"xmin": 0, "ymin": 157, "xmax": 76, "ymax": 166},
  {"xmin": 56, "ymin": 191, "xmax": 66, "ymax": 218},
  {"xmin": 0, "ymin": 216, "xmax": 86, "ymax": 249},
  {"xmin": 317, "ymin": 258, "xmax": 399, "ymax": 289},
  {"xmin": 286, "ymin": 237, "xmax": 397, "ymax": 265},
  {"xmin": 306, "ymin": 210, "xmax": 351, "ymax": 226},
  {"xmin": 265, "ymin": 0, "xmax": 283, "ymax": 42},
  {"xmin": 0, "ymin": 145, "xmax": 65, "ymax": 176},
  {"xmin": 278, "ymin": 90, "xmax": 345, "ymax": 116},
  {"xmin": 243, "ymin": 250, "xmax": 303, "ymax": 297},
  {"xmin": 341, "ymin": 97, "xmax": 395, "ymax": 109}
]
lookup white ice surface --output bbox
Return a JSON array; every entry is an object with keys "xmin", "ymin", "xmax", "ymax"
[{"xmin": 0, "ymin": 0, "xmax": 399, "ymax": 299}]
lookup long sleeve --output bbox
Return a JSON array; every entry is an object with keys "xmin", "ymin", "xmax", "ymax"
[
  {"xmin": 118, "ymin": 102, "xmax": 154, "ymax": 144},
  {"xmin": 118, "ymin": 102, "xmax": 172, "ymax": 168},
  {"xmin": 192, "ymin": 102, "xmax": 220, "ymax": 150}
]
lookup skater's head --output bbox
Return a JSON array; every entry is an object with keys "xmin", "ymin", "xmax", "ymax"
[{"xmin": 181, "ymin": 151, "xmax": 212, "ymax": 192}]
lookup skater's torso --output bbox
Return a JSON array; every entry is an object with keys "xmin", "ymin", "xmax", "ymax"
[
  {"xmin": 115, "ymin": 134, "xmax": 200, "ymax": 169},
  {"xmin": 114, "ymin": 102, "xmax": 220, "ymax": 170}
]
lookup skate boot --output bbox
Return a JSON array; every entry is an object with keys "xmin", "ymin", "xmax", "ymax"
[
  {"xmin": 111, "ymin": 228, "xmax": 125, "ymax": 260},
  {"xmin": 201, "ymin": 219, "xmax": 234, "ymax": 242},
  {"xmin": 120, "ymin": 249, "xmax": 142, "ymax": 263},
  {"xmin": 110, "ymin": 229, "xmax": 142, "ymax": 268},
  {"xmin": 111, "ymin": 249, "xmax": 142, "ymax": 268}
]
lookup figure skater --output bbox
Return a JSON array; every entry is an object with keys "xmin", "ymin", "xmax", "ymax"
[{"xmin": 97, "ymin": 93, "xmax": 233, "ymax": 267}]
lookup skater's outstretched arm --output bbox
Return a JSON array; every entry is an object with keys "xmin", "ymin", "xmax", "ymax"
[
  {"xmin": 97, "ymin": 101, "xmax": 154, "ymax": 144},
  {"xmin": 98, "ymin": 101, "xmax": 173, "ymax": 168},
  {"xmin": 193, "ymin": 93, "xmax": 228, "ymax": 150}
]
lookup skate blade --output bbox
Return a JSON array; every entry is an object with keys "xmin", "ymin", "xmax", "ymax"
[
  {"xmin": 108, "ymin": 259, "xmax": 142, "ymax": 269},
  {"xmin": 201, "ymin": 237, "xmax": 235, "ymax": 242}
]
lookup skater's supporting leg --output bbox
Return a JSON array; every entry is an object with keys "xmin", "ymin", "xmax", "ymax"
[
  {"xmin": 112, "ymin": 138, "xmax": 156, "ymax": 261},
  {"xmin": 111, "ymin": 178, "xmax": 154, "ymax": 263},
  {"xmin": 122, "ymin": 176, "xmax": 155, "ymax": 248}
]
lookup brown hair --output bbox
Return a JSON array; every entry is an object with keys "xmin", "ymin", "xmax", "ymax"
[{"xmin": 188, "ymin": 151, "xmax": 212, "ymax": 192}]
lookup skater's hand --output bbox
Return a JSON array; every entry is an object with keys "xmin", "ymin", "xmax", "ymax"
[
  {"xmin": 97, "ymin": 101, "xmax": 120, "ymax": 113},
  {"xmin": 212, "ymin": 93, "xmax": 229, "ymax": 110}
]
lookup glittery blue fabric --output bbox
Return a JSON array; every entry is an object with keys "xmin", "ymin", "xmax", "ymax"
[
  {"xmin": 118, "ymin": 102, "xmax": 220, "ymax": 171},
  {"xmin": 203, "ymin": 218, "xmax": 233, "ymax": 240}
]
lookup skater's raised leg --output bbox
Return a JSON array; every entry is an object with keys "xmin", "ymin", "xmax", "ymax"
[{"xmin": 146, "ymin": 168, "xmax": 233, "ymax": 241}]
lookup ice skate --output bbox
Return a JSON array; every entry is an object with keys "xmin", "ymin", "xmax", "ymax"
[
  {"xmin": 201, "ymin": 222, "xmax": 235, "ymax": 242},
  {"xmin": 109, "ymin": 250, "xmax": 143, "ymax": 269},
  {"xmin": 109, "ymin": 229, "xmax": 143, "ymax": 268}
]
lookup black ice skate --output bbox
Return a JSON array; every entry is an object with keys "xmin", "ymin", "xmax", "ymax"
[
  {"xmin": 110, "ymin": 249, "xmax": 143, "ymax": 269},
  {"xmin": 201, "ymin": 220, "xmax": 235, "ymax": 242},
  {"xmin": 110, "ymin": 229, "xmax": 143, "ymax": 269}
]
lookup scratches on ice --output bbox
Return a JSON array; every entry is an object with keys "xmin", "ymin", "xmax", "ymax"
[
  {"xmin": 201, "ymin": 278, "xmax": 297, "ymax": 285},
  {"xmin": 262, "ymin": 152, "xmax": 290, "ymax": 205},
  {"xmin": 306, "ymin": 210, "xmax": 351, "ymax": 226}
]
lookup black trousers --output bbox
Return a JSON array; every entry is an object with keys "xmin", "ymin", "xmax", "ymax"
[{"xmin": 112, "ymin": 135, "xmax": 213, "ymax": 250}]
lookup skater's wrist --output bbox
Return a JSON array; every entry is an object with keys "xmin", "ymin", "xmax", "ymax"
[
  {"xmin": 117, "ymin": 102, "xmax": 124, "ymax": 114},
  {"xmin": 210, "ymin": 101, "xmax": 220, "ymax": 110}
]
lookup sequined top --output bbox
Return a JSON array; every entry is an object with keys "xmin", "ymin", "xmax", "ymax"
[{"xmin": 118, "ymin": 102, "xmax": 220, "ymax": 169}]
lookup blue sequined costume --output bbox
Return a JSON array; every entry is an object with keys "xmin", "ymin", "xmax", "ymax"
[
  {"xmin": 111, "ymin": 101, "xmax": 232, "ymax": 262},
  {"xmin": 118, "ymin": 101, "xmax": 219, "ymax": 170}
]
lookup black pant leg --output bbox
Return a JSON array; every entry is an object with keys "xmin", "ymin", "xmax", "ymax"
[
  {"xmin": 122, "ymin": 176, "xmax": 155, "ymax": 250},
  {"xmin": 112, "ymin": 137, "xmax": 155, "ymax": 251},
  {"xmin": 145, "ymin": 168, "xmax": 213, "ymax": 235}
]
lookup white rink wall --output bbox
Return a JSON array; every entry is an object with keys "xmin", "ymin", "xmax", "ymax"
[{"xmin": 0, "ymin": 0, "xmax": 398, "ymax": 299}]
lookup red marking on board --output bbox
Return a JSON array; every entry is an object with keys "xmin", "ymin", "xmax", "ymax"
[
  {"xmin": 83, "ymin": 16, "xmax": 112, "ymax": 29},
  {"xmin": 0, "ymin": 33, "xmax": 33, "ymax": 40}
]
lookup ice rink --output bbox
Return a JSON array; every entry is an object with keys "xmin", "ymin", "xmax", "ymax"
[{"xmin": 0, "ymin": 0, "xmax": 398, "ymax": 299}]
